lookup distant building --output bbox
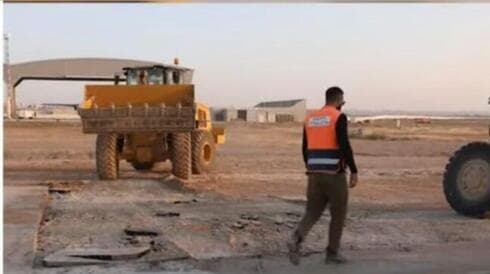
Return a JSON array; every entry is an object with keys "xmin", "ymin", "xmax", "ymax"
[
  {"xmin": 16, "ymin": 109, "xmax": 36, "ymax": 119},
  {"xmin": 254, "ymin": 99, "xmax": 306, "ymax": 122},
  {"xmin": 37, "ymin": 105, "xmax": 79, "ymax": 119},
  {"xmin": 51, "ymin": 106, "xmax": 78, "ymax": 116},
  {"xmin": 211, "ymin": 107, "xmax": 238, "ymax": 122},
  {"xmin": 211, "ymin": 99, "xmax": 306, "ymax": 123}
]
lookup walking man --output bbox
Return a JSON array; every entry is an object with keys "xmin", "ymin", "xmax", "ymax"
[{"xmin": 288, "ymin": 86, "xmax": 358, "ymax": 265}]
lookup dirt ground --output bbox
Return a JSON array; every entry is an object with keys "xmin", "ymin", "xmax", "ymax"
[{"xmin": 4, "ymin": 118, "xmax": 490, "ymax": 273}]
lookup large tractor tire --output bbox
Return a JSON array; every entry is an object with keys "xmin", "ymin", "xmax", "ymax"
[
  {"xmin": 131, "ymin": 162, "xmax": 154, "ymax": 171},
  {"xmin": 96, "ymin": 133, "xmax": 120, "ymax": 180},
  {"xmin": 192, "ymin": 130, "xmax": 216, "ymax": 174},
  {"xmin": 443, "ymin": 142, "xmax": 490, "ymax": 217},
  {"xmin": 170, "ymin": 132, "xmax": 192, "ymax": 179}
]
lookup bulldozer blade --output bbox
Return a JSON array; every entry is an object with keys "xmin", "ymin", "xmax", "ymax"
[
  {"xmin": 78, "ymin": 85, "xmax": 195, "ymax": 133},
  {"xmin": 83, "ymin": 84, "xmax": 194, "ymax": 107}
]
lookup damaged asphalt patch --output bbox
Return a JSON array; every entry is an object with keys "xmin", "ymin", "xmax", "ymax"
[{"xmin": 35, "ymin": 177, "xmax": 490, "ymax": 270}]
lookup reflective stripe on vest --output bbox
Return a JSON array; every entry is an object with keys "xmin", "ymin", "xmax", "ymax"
[
  {"xmin": 305, "ymin": 106, "xmax": 341, "ymax": 172},
  {"xmin": 308, "ymin": 158, "xmax": 339, "ymax": 165}
]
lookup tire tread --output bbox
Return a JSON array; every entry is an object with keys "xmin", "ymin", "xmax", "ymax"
[{"xmin": 443, "ymin": 142, "xmax": 490, "ymax": 216}]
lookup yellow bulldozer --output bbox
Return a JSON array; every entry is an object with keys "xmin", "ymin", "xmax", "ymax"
[{"xmin": 78, "ymin": 61, "xmax": 225, "ymax": 180}]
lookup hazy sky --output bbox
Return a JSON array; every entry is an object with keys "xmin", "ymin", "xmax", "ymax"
[{"xmin": 4, "ymin": 4, "xmax": 490, "ymax": 112}]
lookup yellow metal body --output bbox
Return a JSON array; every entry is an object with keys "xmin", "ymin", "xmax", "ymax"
[
  {"xmin": 79, "ymin": 84, "xmax": 225, "ymax": 145},
  {"xmin": 81, "ymin": 84, "xmax": 194, "ymax": 108},
  {"xmin": 195, "ymin": 102, "xmax": 225, "ymax": 144}
]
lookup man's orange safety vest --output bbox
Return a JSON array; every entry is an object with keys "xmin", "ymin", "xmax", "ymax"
[{"xmin": 304, "ymin": 105, "xmax": 342, "ymax": 172}]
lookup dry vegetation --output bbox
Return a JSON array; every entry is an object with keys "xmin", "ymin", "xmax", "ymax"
[{"xmin": 349, "ymin": 119, "xmax": 488, "ymax": 141}]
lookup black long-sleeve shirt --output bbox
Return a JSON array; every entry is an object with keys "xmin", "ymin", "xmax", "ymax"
[{"xmin": 302, "ymin": 113, "xmax": 358, "ymax": 174}]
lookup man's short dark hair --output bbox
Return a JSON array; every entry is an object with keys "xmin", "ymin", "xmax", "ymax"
[{"xmin": 325, "ymin": 86, "xmax": 344, "ymax": 103}]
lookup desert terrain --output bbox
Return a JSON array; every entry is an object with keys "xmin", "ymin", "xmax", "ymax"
[{"xmin": 4, "ymin": 118, "xmax": 490, "ymax": 273}]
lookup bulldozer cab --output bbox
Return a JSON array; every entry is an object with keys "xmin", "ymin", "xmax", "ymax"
[{"xmin": 123, "ymin": 65, "xmax": 193, "ymax": 86}]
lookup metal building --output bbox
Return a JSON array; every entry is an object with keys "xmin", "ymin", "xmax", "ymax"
[{"xmin": 254, "ymin": 99, "xmax": 306, "ymax": 122}]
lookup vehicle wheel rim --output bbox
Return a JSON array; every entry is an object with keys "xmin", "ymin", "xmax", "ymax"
[
  {"xmin": 457, "ymin": 158, "xmax": 490, "ymax": 201},
  {"xmin": 202, "ymin": 143, "xmax": 212, "ymax": 163}
]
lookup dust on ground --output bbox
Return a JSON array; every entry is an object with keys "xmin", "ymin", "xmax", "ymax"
[{"xmin": 4, "ymin": 119, "xmax": 490, "ymax": 272}]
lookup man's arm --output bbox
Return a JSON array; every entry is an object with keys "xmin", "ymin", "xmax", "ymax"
[
  {"xmin": 302, "ymin": 126, "xmax": 308, "ymax": 166},
  {"xmin": 336, "ymin": 114, "xmax": 358, "ymax": 174}
]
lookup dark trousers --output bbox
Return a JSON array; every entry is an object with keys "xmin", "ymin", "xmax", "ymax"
[{"xmin": 293, "ymin": 172, "xmax": 348, "ymax": 253}]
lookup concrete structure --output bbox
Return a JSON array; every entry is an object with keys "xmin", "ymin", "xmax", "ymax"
[
  {"xmin": 213, "ymin": 99, "xmax": 306, "ymax": 123},
  {"xmin": 239, "ymin": 108, "xmax": 259, "ymax": 122},
  {"xmin": 16, "ymin": 109, "xmax": 36, "ymax": 119},
  {"xmin": 4, "ymin": 34, "xmax": 15, "ymax": 119},
  {"xmin": 211, "ymin": 108, "xmax": 238, "ymax": 122},
  {"xmin": 256, "ymin": 111, "xmax": 276, "ymax": 123},
  {"xmin": 236, "ymin": 108, "xmax": 276, "ymax": 123},
  {"xmin": 254, "ymin": 99, "xmax": 306, "ymax": 122},
  {"xmin": 35, "ymin": 105, "xmax": 79, "ymax": 120}
]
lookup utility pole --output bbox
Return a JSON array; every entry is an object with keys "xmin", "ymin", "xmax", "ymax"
[{"xmin": 4, "ymin": 33, "xmax": 15, "ymax": 119}]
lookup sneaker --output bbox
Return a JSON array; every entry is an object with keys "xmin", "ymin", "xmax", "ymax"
[
  {"xmin": 287, "ymin": 238, "xmax": 301, "ymax": 266},
  {"xmin": 325, "ymin": 251, "xmax": 348, "ymax": 264}
]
